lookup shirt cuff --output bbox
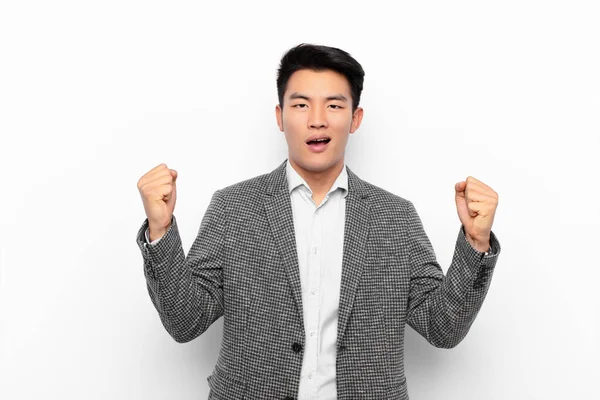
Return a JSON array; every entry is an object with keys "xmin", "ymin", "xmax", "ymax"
[{"xmin": 144, "ymin": 227, "xmax": 163, "ymax": 246}]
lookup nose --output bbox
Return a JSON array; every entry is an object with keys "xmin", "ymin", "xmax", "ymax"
[{"xmin": 308, "ymin": 106, "xmax": 328, "ymax": 129}]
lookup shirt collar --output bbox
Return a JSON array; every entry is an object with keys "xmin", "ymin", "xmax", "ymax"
[{"xmin": 286, "ymin": 158, "xmax": 349, "ymax": 199}]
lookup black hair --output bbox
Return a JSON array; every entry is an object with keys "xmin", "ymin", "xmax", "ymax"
[{"xmin": 276, "ymin": 43, "xmax": 365, "ymax": 113}]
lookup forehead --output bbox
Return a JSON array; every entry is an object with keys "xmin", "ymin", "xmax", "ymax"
[{"xmin": 285, "ymin": 69, "xmax": 351, "ymax": 98}]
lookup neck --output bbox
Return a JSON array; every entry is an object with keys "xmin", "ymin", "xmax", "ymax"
[{"xmin": 289, "ymin": 157, "xmax": 345, "ymax": 198}]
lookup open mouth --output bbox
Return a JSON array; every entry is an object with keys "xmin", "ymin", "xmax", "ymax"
[
  {"xmin": 306, "ymin": 138, "xmax": 331, "ymax": 145},
  {"xmin": 306, "ymin": 137, "xmax": 331, "ymax": 153}
]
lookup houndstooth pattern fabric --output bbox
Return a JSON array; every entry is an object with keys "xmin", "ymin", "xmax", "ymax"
[{"xmin": 136, "ymin": 159, "xmax": 501, "ymax": 400}]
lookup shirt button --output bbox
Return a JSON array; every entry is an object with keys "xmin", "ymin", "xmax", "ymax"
[
  {"xmin": 310, "ymin": 331, "xmax": 315, "ymax": 337},
  {"xmin": 308, "ymin": 373, "xmax": 313, "ymax": 379},
  {"xmin": 312, "ymin": 247, "xmax": 318, "ymax": 254},
  {"xmin": 292, "ymin": 343, "xmax": 303, "ymax": 353},
  {"xmin": 311, "ymin": 289, "xmax": 316, "ymax": 295}
]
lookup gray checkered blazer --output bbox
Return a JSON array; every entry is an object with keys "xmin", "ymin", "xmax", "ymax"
[{"xmin": 136, "ymin": 159, "xmax": 501, "ymax": 400}]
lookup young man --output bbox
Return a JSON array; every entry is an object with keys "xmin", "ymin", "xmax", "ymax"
[{"xmin": 136, "ymin": 43, "xmax": 501, "ymax": 400}]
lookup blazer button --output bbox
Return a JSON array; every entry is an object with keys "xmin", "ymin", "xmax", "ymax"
[{"xmin": 292, "ymin": 342, "xmax": 303, "ymax": 353}]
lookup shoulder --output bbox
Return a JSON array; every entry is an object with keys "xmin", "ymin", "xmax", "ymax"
[
  {"xmin": 219, "ymin": 171, "xmax": 271, "ymax": 197},
  {"xmin": 358, "ymin": 176, "xmax": 414, "ymax": 214},
  {"xmin": 210, "ymin": 170, "xmax": 273, "ymax": 213},
  {"xmin": 357, "ymin": 177, "xmax": 424, "ymax": 234}
]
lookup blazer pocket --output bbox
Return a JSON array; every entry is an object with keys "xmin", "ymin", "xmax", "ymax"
[
  {"xmin": 386, "ymin": 378, "xmax": 408, "ymax": 400},
  {"xmin": 207, "ymin": 366, "xmax": 246, "ymax": 400},
  {"xmin": 365, "ymin": 252, "xmax": 402, "ymax": 270}
]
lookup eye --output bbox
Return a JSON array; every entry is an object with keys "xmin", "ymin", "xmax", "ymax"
[
  {"xmin": 292, "ymin": 104, "xmax": 308, "ymax": 109},
  {"xmin": 329, "ymin": 104, "xmax": 343, "ymax": 109}
]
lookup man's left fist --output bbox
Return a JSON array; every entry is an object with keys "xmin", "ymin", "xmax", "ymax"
[{"xmin": 454, "ymin": 177, "xmax": 499, "ymax": 252}]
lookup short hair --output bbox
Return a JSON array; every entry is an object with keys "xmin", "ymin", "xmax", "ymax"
[{"xmin": 276, "ymin": 43, "xmax": 365, "ymax": 113}]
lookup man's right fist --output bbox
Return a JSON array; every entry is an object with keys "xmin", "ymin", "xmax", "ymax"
[{"xmin": 137, "ymin": 163, "xmax": 178, "ymax": 241}]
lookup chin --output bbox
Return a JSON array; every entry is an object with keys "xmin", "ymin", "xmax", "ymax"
[{"xmin": 294, "ymin": 155, "xmax": 340, "ymax": 173}]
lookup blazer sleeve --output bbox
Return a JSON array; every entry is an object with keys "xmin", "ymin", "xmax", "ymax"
[
  {"xmin": 135, "ymin": 189, "xmax": 226, "ymax": 343},
  {"xmin": 405, "ymin": 200, "xmax": 501, "ymax": 348}
]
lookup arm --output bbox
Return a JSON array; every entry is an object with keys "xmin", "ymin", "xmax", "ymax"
[
  {"xmin": 135, "ymin": 189, "xmax": 226, "ymax": 343},
  {"xmin": 405, "ymin": 200, "xmax": 501, "ymax": 348}
]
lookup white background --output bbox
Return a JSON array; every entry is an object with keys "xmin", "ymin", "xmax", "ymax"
[{"xmin": 1, "ymin": 1, "xmax": 599, "ymax": 399}]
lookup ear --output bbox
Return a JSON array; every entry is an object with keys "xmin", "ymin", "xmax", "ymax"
[
  {"xmin": 349, "ymin": 107, "xmax": 364, "ymax": 134},
  {"xmin": 275, "ymin": 104, "xmax": 284, "ymax": 132}
]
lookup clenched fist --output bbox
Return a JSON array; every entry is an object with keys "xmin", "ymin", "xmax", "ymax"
[
  {"xmin": 454, "ymin": 176, "xmax": 499, "ymax": 253},
  {"xmin": 137, "ymin": 163, "xmax": 178, "ymax": 241}
]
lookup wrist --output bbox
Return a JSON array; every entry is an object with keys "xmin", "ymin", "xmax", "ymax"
[
  {"xmin": 149, "ymin": 223, "xmax": 170, "ymax": 242},
  {"xmin": 465, "ymin": 231, "xmax": 490, "ymax": 253}
]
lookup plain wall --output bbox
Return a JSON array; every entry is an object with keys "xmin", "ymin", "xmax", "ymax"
[{"xmin": 1, "ymin": 1, "xmax": 599, "ymax": 399}]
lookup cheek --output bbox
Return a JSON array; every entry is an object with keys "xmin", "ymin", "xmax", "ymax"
[
  {"xmin": 282, "ymin": 113, "xmax": 305, "ymax": 135},
  {"xmin": 331, "ymin": 114, "xmax": 354, "ymax": 131}
]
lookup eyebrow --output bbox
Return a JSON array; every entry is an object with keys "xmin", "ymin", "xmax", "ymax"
[{"xmin": 289, "ymin": 92, "xmax": 348, "ymax": 102}]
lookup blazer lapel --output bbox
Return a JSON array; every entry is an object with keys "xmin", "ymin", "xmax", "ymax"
[
  {"xmin": 336, "ymin": 166, "xmax": 370, "ymax": 350},
  {"xmin": 263, "ymin": 160, "xmax": 371, "ymax": 348},
  {"xmin": 263, "ymin": 160, "xmax": 305, "ymax": 329}
]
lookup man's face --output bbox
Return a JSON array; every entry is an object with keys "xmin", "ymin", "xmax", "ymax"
[{"xmin": 276, "ymin": 69, "xmax": 363, "ymax": 176}]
